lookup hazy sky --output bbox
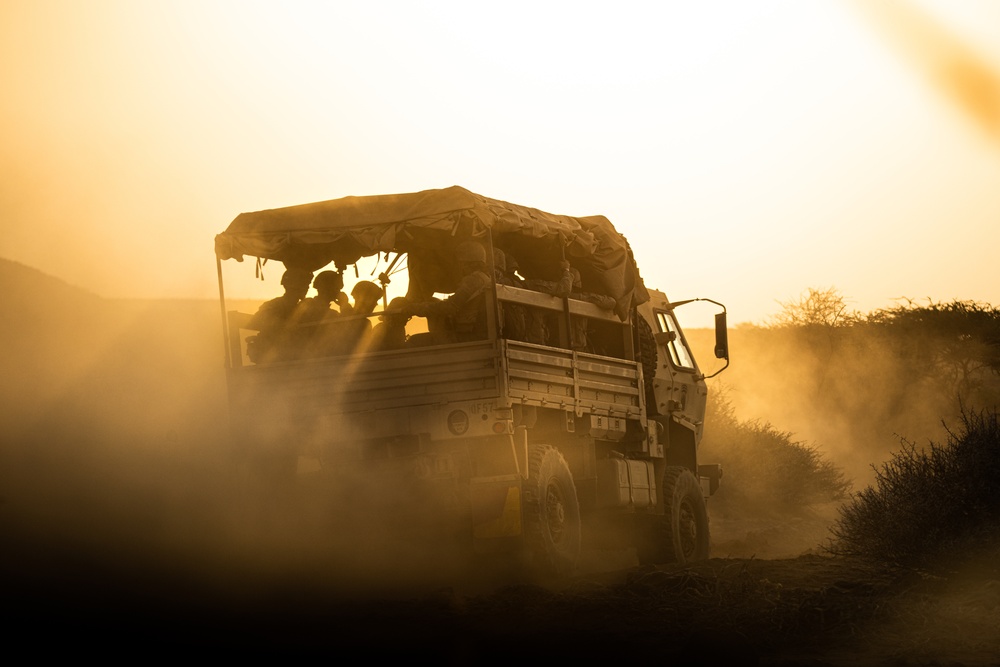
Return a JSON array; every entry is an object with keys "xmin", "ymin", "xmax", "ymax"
[{"xmin": 2, "ymin": 0, "xmax": 998, "ymax": 323}]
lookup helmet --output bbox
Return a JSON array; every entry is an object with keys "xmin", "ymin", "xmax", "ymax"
[
  {"xmin": 455, "ymin": 241, "xmax": 486, "ymax": 264},
  {"xmin": 381, "ymin": 297, "xmax": 411, "ymax": 321},
  {"xmin": 281, "ymin": 267, "xmax": 313, "ymax": 289},
  {"xmin": 385, "ymin": 297, "xmax": 409, "ymax": 312},
  {"xmin": 351, "ymin": 280, "xmax": 382, "ymax": 301},
  {"xmin": 312, "ymin": 270, "xmax": 343, "ymax": 293}
]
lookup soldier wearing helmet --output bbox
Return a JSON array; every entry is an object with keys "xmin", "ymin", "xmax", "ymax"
[
  {"xmin": 564, "ymin": 265, "xmax": 615, "ymax": 352},
  {"xmin": 246, "ymin": 266, "xmax": 314, "ymax": 362},
  {"xmin": 408, "ymin": 240, "xmax": 491, "ymax": 344},
  {"xmin": 370, "ymin": 297, "xmax": 412, "ymax": 352},
  {"xmin": 493, "ymin": 247, "xmax": 527, "ymax": 341},
  {"xmin": 248, "ymin": 267, "xmax": 313, "ymax": 327},
  {"xmin": 315, "ymin": 270, "xmax": 352, "ymax": 313},
  {"xmin": 329, "ymin": 280, "xmax": 382, "ymax": 355},
  {"xmin": 349, "ymin": 280, "xmax": 383, "ymax": 318},
  {"xmin": 520, "ymin": 260, "xmax": 573, "ymax": 346},
  {"xmin": 289, "ymin": 270, "xmax": 350, "ymax": 357},
  {"xmin": 454, "ymin": 240, "xmax": 486, "ymax": 264},
  {"xmin": 525, "ymin": 259, "xmax": 615, "ymax": 351},
  {"xmin": 296, "ymin": 270, "xmax": 348, "ymax": 322}
]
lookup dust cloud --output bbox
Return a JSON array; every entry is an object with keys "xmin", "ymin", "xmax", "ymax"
[
  {"xmin": 0, "ymin": 259, "xmax": 908, "ymax": 588},
  {"xmin": 0, "ymin": 259, "xmax": 521, "ymax": 652},
  {"xmin": 6, "ymin": 259, "xmax": 1000, "ymax": 662},
  {"xmin": 677, "ymin": 308, "xmax": 998, "ymax": 564},
  {"xmin": 686, "ymin": 323, "xmax": 967, "ymax": 489}
]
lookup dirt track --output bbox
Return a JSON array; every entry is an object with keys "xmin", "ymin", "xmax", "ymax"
[
  {"xmin": 6, "ymin": 543, "xmax": 999, "ymax": 665},
  {"xmin": 4, "ymin": 472, "xmax": 999, "ymax": 666},
  {"xmin": 1, "ymin": 404, "xmax": 996, "ymax": 665}
]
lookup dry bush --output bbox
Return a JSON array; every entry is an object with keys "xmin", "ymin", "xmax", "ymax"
[
  {"xmin": 828, "ymin": 407, "xmax": 1000, "ymax": 567},
  {"xmin": 701, "ymin": 390, "xmax": 850, "ymax": 517}
]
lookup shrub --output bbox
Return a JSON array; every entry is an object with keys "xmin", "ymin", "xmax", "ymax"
[
  {"xmin": 701, "ymin": 390, "xmax": 850, "ymax": 516},
  {"xmin": 828, "ymin": 407, "xmax": 1000, "ymax": 567}
]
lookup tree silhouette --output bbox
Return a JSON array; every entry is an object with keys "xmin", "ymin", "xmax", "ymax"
[{"xmin": 769, "ymin": 287, "xmax": 856, "ymax": 327}]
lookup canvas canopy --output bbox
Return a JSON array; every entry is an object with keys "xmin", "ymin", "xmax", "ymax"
[{"xmin": 216, "ymin": 186, "xmax": 648, "ymax": 318}]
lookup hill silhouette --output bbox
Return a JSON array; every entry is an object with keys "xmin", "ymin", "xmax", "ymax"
[
  {"xmin": 0, "ymin": 256, "xmax": 100, "ymax": 306},
  {"xmin": 0, "ymin": 256, "xmax": 104, "ymax": 355},
  {"xmin": 0, "ymin": 258, "xmax": 112, "ymax": 430}
]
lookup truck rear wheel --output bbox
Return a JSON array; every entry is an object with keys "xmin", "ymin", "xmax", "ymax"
[
  {"xmin": 523, "ymin": 444, "xmax": 581, "ymax": 576},
  {"xmin": 637, "ymin": 466, "xmax": 709, "ymax": 565}
]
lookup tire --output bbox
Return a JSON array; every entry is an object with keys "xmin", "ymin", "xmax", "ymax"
[
  {"xmin": 635, "ymin": 314, "xmax": 658, "ymax": 411},
  {"xmin": 637, "ymin": 466, "xmax": 710, "ymax": 565},
  {"xmin": 523, "ymin": 444, "xmax": 581, "ymax": 576}
]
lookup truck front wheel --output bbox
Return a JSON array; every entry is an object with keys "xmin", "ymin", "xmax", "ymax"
[
  {"xmin": 637, "ymin": 466, "xmax": 710, "ymax": 565},
  {"xmin": 523, "ymin": 444, "xmax": 581, "ymax": 576}
]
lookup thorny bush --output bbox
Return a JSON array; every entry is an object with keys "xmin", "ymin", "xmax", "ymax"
[
  {"xmin": 828, "ymin": 407, "xmax": 1000, "ymax": 567},
  {"xmin": 701, "ymin": 389, "xmax": 850, "ymax": 517}
]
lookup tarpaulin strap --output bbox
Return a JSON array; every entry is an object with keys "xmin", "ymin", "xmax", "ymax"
[{"xmin": 255, "ymin": 257, "xmax": 268, "ymax": 281}]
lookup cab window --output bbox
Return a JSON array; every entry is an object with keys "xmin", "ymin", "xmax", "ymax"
[{"xmin": 655, "ymin": 311, "xmax": 695, "ymax": 370}]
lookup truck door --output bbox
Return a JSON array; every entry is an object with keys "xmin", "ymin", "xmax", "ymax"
[{"xmin": 651, "ymin": 309, "xmax": 708, "ymax": 434}]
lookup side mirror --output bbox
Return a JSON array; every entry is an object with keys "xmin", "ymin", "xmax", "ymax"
[
  {"xmin": 653, "ymin": 331, "xmax": 677, "ymax": 346},
  {"xmin": 714, "ymin": 312, "xmax": 729, "ymax": 359}
]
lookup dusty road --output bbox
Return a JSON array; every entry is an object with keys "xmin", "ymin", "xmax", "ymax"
[{"xmin": 4, "ymin": 467, "xmax": 998, "ymax": 666}]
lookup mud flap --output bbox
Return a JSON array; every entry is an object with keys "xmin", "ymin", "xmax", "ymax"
[{"xmin": 470, "ymin": 474, "xmax": 523, "ymax": 551}]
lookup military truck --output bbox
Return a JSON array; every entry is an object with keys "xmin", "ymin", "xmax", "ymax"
[{"xmin": 215, "ymin": 186, "xmax": 729, "ymax": 574}]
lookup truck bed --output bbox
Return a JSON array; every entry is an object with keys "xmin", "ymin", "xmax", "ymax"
[{"xmin": 228, "ymin": 337, "xmax": 645, "ymax": 441}]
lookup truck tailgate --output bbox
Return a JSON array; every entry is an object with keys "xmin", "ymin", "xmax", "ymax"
[{"xmin": 231, "ymin": 341, "xmax": 501, "ymax": 417}]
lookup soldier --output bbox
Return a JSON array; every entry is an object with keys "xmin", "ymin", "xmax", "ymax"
[
  {"xmin": 292, "ymin": 270, "xmax": 348, "ymax": 357},
  {"xmin": 563, "ymin": 265, "xmax": 616, "ymax": 352},
  {"xmin": 408, "ymin": 240, "xmax": 491, "ymax": 344},
  {"xmin": 349, "ymin": 280, "xmax": 382, "ymax": 318},
  {"xmin": 296, "ymin": 270, "xmax": 348, "ymax": 323},
  {"xmin": 338, "ymin": 280, "xmax": 382, "ymax": 354},
  {"xmin": 493, "ymin": 247, "xmax": 527, "ymax": 341},
  {"xmin": 245, "ymin": 266, "xmax": 313, "ymax": 363},
  {"xmin": 369, "ymin": 297, "xmax": 411, "ymax": 352},
  {"xmin": 525, "ymin": 260, "xmax": 614, "ymax": 351},
  {"xmin": 521, "ymin": 260, "xmax": 574, "ymax": 346},
  {"xmin": 503, "ymin": 252, "xmax": 526, "ymax": 286}
]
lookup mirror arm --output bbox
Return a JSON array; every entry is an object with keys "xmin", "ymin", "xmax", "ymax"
[{"xmin": 666, "ymin": 297, "xmax": 730, "ymax": 378}]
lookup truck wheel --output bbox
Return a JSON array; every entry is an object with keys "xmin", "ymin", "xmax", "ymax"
[
  {"xmin": 637, "ymin": 466, "xmax": 710, "ymax": 565},
  {"xmin": 523, "ymin": 444, "xmax": 581, "ymax": 576},
  {"xmin": 635, "ymin": 314, "xmax": 658, "ymax": 410}
]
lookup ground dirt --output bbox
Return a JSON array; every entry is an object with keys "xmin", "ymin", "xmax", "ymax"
[{"xmin": 4, "ymin": 464, "xmax": 999, "ymax": 666}]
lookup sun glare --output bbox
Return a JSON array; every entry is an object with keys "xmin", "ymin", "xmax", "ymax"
[{"xmin": 0, "ymin": 0, "xmax": 998, "ymax": 320}]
